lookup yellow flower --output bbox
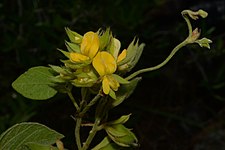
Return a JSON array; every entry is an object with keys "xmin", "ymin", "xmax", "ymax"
[
  {"xmin": 93, "ymin": 51, "xmax": 119, "ymax": 95},
  {"xmin": 102, "ymin": 75, "xmax": 120, "ymax": 94},
  {"xmin": 70, "ymin": 31, "xmax": 99, "ymax": 63}
]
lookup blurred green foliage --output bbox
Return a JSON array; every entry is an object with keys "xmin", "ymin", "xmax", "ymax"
[{"xmin": 0, "ymin": 0, "xmax": 225, "ymax": 149}]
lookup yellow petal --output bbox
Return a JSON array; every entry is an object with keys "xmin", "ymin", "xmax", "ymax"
[
  {"xmin": 107, "ymin": 75, "xmax": 120, "ymax": 91},
  {"xmin": 103, "ymin": 76, "xmax": 110, "ymax": 94},
  {"xmin": 70, "ymin": 53, "xmax": 89, "ymax": 62},
  {"xmin": 81, "ymin": 31, "xmax": 99, "ymax": 58},
  {"xmin": 117, "ymin": 49, "xmax": 127, "ymax": 63},
  {"xmin": 92, "ymin": 52, "xmax": 106, "ymax": 76},
  {"xmin": 93, "ymin": 52, "xmax": 117, "ymax": 76}
]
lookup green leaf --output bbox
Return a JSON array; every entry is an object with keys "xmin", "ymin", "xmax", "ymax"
[
  {"xmin": 12, "ymin": 66, "xmax": 57, "ymax": 100},
  {"xmin": 107, "ymin": 114, "xmax": 131, "ymax": 125},
  {"xmin": 112, "ymin": 77, "xmax": 141, "ymax": 107},
  {"xmin": 112, "ymin": 74, "xmax": 129, "ymax": 84},
  {"xmin": 0, "ymin": 122, "xmax": 64, "ymax": 150},
  {"xmin": 105, "ymin": 124, "xmax": 138, "ymax": 147},
  {"xmin": 25, "ymin": 143, "xmax": 59, "ymax": 150}
]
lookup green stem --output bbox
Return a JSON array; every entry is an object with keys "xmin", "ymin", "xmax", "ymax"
[
  {"xmin": 80, "ymin": 92, "xmax": 102, "ymax": 116},
  {"xmin": 81, "ymin": 95, "xmax": 106, "ymax": 150},
  {"xmin": 181, "ymin": 10, "xmax": 193, "ymax": 37},
  {"xmin": 81, "ymin": 118, "xmax": 101, "ymax": 150},
  {"xmin": 75, "ymin": 117, "xmax": 82, "ymax": 150},
  {"xmin": 125, "ymin": 39, "xmax": 189, "ymax": 80},
  {"xmin": 67, "ymin": 91, "xmax": 79, "ymax": 111}
]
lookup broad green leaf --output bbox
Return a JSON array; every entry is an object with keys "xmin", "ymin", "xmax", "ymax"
[
  {"xmin": 105, "ymin": 124, "xmax": 138, "ymax": 147},
  {"xmin": 112, "ymin": 77, "xmax": 142, "ymax": 107},
  {"xmin": 25, "ymin": 143, "xmax": 59, "ymax": 150},
  {"xmin": 0, "ymin": 122, "xmax": 64, "ymax": 150},
  {"xmin": 107, "ymin": 114, "xmax": 131, "ymax": 125},
  {"xmin": 12, "ymin": 66, "xmax": 57, "ymax": 100}
]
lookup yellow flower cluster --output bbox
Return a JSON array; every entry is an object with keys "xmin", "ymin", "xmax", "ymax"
[
  {"xmin": 51, "ymin": 28, "xmax": 144, "ymax": 99},
  {"xmin": 68, "ymin": 30, "xmax": 127, "ymax": 98}
]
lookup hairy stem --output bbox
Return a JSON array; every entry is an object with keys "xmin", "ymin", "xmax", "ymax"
[
  {"xmin": 81, "ymin": 118, "xmax": 101, "ymax": 150},
  {"xmin": 80, "ymin": 92, "xmax": 102, "ymax": 116},
  {"xmin": 67, "ymin": 91, "xmax": 79, "ymax": 111},
  {"xmin": 75, "ymin": 117, "xmax": 82, "ymax": 150}
]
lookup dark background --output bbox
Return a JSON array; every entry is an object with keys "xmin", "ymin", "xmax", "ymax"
[{"xmin": 1, "ymin": 0, "xmax": 225, "ymax": 150}]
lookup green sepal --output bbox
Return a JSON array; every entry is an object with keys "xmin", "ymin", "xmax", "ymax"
[
  {"xmin": 92, "ymin": 136, "xmax": 111, "ymax": 150},
  {"xmin": 65, "ymin": 27, "xmax": 82, "ymax": 44},
  {"xmin": 65, "ymin": 40, "xmax": 81, "ymax": 53},
  {"xmin": 128, "ymin": 43, "xmax": 145, "ymax": 71},
  {"xmin": 105, "ymin": 126, "xmax": 127, "ymax": 137},
  {"xmin": 195, "ymin": 37, "xmax": 212, "ymax": 49},
  {"xmin": 71, "ymin": 68, "xmax": 98, "ymax": 87},
  {"xmin": 61, "ymin": 59, "xmax": 91, "ymax": 69},
  {"xmin": 111, "ymin": 77, "xmax": 141, "ymax": 107},
  {"xmin": 49, "ymin": 65, "xmax": 70, "ymax": 75},
  {"xmin": 92, "ymin": 137, "xmax": 119, "ymax": 150},
  {"xmin": 98, "ymin": 28, "xmax": 112, "ymax": 51},
  {"xmin": 118, "ymin": 38, "xmax": 145, "ymax": 72},
  {"xmin": 107, "ymin": 114, "xmax": 131, "ymax": 125},
  {"xmin": 58, "ymin": 48, "xmax": 70, "ymax": 59},
  {"xmin": 117, "ymin": 38, "xmax": 136, "ymax": 66},
  {"xmin": 109, "ymin": 89, "xmax": 117, "ymax": 100},
  {"xmin": 105, "ymin": 124, "xmax": 138, "ymax": 147},
  {"xmin": 108, "ymin": 38, "xmax": 121, "ymax": 59},
  {"xmin": 112, "ymin": 74, "xmax": 129, "ymax": 84}
]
